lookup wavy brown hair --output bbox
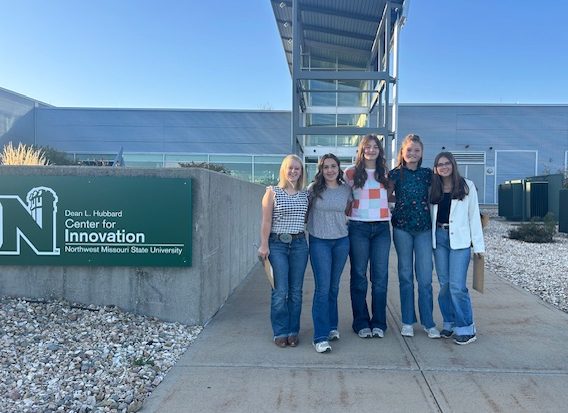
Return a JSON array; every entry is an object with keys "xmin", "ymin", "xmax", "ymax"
[
  {"xmin": 352, "ymin": 134, "xmax": 388, "ymax": 188},
  {"xmin": 311, "ymin": 153, "xmax": 344, "ymax": 201},
  {"xmin": 430, "ymin": 151, "xmax": 469, "ymax": 203}
]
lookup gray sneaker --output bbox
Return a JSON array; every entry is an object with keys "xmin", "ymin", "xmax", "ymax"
[
  {"xmin": 328, "ymin": 330, "xmax": 340, "ymax": 341},
  {"xmin": 424, "ymin": 327, "xmax": 441, "ymax": 339},
  {"xmin": 313, "ymin": 341, "xmax": 332, "ymax": 353},
  {"xmin": 401, "ymin": 324, "xmax": 414, "ymax": 337},
  {"xmin": 357, "ymin": 328, "xmax": 372, "ymax": 338},
  {"xmin": 372, "ymin": 328, "xmax": 384, "ymax": 338}
]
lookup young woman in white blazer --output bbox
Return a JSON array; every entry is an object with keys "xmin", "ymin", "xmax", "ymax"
[{"xmin": 430, "ymin": 152, "xmax": 485, "ymax": 345}]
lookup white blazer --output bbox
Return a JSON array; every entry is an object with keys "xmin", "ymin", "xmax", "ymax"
[{"xmin": 430, "ymin": 178, "xmax": 485, "ymax": 253}]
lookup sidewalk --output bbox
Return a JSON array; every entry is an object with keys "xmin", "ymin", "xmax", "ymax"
[{"xmin": 142, "ymin": 249, "xmax": 568, "ymax": 412}]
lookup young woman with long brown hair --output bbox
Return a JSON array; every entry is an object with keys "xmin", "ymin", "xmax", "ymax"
[
  {"xmin": 344, "ymin": 135, "xmax": 391, "ymax": 339},
  {"xmin": 430, "ymin": 151, "xmax": 485, "ymax": 345}
]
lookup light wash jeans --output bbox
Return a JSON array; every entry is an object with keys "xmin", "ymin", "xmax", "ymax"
[
  {"xmin": 309, "ymin": 235, "xmax": 349, "ymax": 344},
  {"xmin": 348, "ymin": 221, "xmax": 391, "ymax": 333},
  {"xmin": 434, "ymin": 228, "xmax": 475, "ymax": 335},
  {"xmin": 268, "ymin": 236, "xmax": 309, "ymax": 339},
  {"xmin": 393, "ymin": 227, "xmax": 435, "ymax": 329}
]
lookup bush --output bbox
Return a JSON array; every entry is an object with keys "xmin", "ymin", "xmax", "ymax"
[
  {"xmin": 0, "ymin": 142, "xmax": 48, "ymax": 165},
  {"xmin": 508, "ymin": 212, "xmax": 557, "ymax": 243},
  {"xmin": 178, "ymin": 161, "xmax": 231, "ymax": 174},
  {"xmin": 40, "ymin": 146, "xmax": 77, "ymax": 165}
]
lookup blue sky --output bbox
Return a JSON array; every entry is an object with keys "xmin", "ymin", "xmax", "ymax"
[{"xmin": 2, "ymin": 0, "xmax": 567, "ymax": 109}]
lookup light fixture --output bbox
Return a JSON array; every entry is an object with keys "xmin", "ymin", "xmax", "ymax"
[
  {"xmin": 279, "ymin": 1, "xmax": 286, "ymax": 8},
  {"xmin": 287, "ymin": 38, "xmax": 293, "ymax": 45},
  {"xmin": 283, "ymin": 21, "xmax": 289, "ymax": 28}
]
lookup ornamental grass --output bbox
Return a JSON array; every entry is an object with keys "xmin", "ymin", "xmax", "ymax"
[{"xmin": 0, "ymin": 142, "xmax": 49, "ymax": 165}]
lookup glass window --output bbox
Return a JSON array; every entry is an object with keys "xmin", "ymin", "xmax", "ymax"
[
  {"xmin": 310, "ymin": 58, "xmax": 336, "ymax": 70},
  {"xmin": 337, "ymin": 114, "xmax": 368, "ymax": 127},
  {"xmin": 338, "ymin": 92, "xmax": 366, "ymax": 107},
  {"xmin": 75, "ymin": 153, "xmax": 115, "ymax": 161},
  {"xmin": 75, "ymin": 153, "xmax": 116, "ymax": 166},
  {"xmin": 305, "ymin": 135, "xmax": 335, "ymax": 146},
  {"xmin": 224, "ymin": 163, "xmax": 253, "ymax": 181},
  {"xmin": 209, "ymin": 155, "xmax": 253, "ymax": 181},
  {"xmin": 253, "ymin": 163, "xmax": 279, "ymax": 186},
  {"xmin": 337, "ymin": 80, "xmax": 368, "ymax": 107},
  {"xmin": 307, "ymin": 114, "xmax": 335, "ymax": 127},
  {"xmin": 209, "ymin": 155, "xmax": 252, "ymax": 163},
  {"xmin": 165, "ymin": 154, "xmax": 207, "ymax": 167},
  {"xmin": 123, "ymin": 154, "xmax": 163, "ymax": 168},
  {"xmin": 254, "ymin": 155, "xmax": 283, "ymax": 164},
  {"xmin": 337, "ymin": 135, "xmax": 361, "ymax": 147}
]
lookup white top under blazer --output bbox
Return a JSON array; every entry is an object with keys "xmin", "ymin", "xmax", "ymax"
[{"xmin": 430, "ymin": 178, "xmax": 485, "ymax": 253}]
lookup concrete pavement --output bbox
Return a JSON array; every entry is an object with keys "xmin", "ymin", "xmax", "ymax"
[{"xmin": 142, "ymin": 249, "xmax": 568, "ymax": 412}]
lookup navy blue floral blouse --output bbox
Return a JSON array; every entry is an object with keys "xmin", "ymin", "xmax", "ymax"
[{"xmin": 388, "ymin": 166, "xmax": 432, "ymax": 232}]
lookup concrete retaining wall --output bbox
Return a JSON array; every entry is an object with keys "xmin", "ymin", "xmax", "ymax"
[{"xmin": 0, "ymin": 166, "xmax": 264, "ymax": 325}]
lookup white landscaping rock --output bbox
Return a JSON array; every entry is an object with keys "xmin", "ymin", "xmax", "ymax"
[{"xmin": 0, "ymin": 298, "xmax": 202, "ymax": 412}]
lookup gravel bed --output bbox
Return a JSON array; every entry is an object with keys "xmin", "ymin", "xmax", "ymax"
[
  {"xmin": 482, "ymin": 209, "xmax": 568, "ymax": 313},
  {"xmin": 0, "ymin": 299, "xmax": 202, "ymax": 413}
]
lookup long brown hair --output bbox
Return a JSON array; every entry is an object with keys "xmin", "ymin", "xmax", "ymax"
[
  {"xmin": 353, "ymin": 134, "xmax": 388, "ymax": 188},
  {"xmin": 430, "ymin": 151, "xmax": 469, "ymax": 203},
  {"xmin": 396, "ymin": 133, "xmax": 424, "ymax": 168},
  {"xmin": 311, "ymin": 153, "xmax": 344, "ymax": 200}
]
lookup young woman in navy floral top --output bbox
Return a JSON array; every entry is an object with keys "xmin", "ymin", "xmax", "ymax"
[{"xmin": 388, "ymin": 134, "xmax": 440, "ymax": 339}]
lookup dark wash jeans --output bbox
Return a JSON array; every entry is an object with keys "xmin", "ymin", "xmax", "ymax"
[
  {"xmin": 309, "ymin": 234, "xmax": 349, "ymax": 344},
  {"xmin": 268, "ymin": 236, "xmax": 308, "ymax": 339},
  {"xmin": 348, "ymin": 220, "xmax": 391, "ymax": 333}
]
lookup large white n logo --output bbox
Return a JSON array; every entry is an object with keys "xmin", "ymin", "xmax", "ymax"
[{"xmin": 0, "ymin": 186, "xmax": 60, "ymax": 255}]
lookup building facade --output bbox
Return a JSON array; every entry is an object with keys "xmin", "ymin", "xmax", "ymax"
[{"xmin": 1, "ymin": 86, "xmax": 567, "ymax": 204}]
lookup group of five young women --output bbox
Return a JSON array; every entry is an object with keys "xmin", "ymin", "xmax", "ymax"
[{"xmin": 258, "ymin": 134, "xmax": 485, "ymax": 353}]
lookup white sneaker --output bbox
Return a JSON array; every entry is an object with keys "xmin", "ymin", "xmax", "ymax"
[
  {"xmin": 401, "ymin": 324, "xmax": 414, "ymax": 337},
  {"xmin": 328, "ymin": 330, "xmax": 340, "ymax": 341},
  {"xmin": 357, "ymin": 328, "xmax": 373, "ymax": 338},
  {"xmin": 372, "ymin": 328, "xmax": 384, "ymax": 338},
  {"xmin": 424, "ymin": 327, "xmax": 441, "ymax": 339},
  {"xmin": 313, "ymin": 341, "xmax": 332, "ymax": 353}
]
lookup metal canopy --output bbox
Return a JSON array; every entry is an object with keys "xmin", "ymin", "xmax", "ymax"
[
  {"xmin": 271, "ymin": 0, "xmax": 408, "ymax": 167},
  {"xmin": 272, "ymin": 0, "xmax": 405, "ymax": 71}
]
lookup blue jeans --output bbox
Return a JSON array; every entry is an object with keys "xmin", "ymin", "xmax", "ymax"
[
  {"xmin": 348, "ymin": 220, "xmax": 391, "ymax": 333},
  {"xmin": 393, "ymin": 228, "xmax": 435, "ymax": 328},
  {"xmin": 268, "ymin": 236, "xmax": 309, "ymax": 339},
  {"xmin": 309, "ymin": 235, "xmax": 350, "ymax": 344},
  {"xmin": 434, "ymin": 228, "xmax": 475, "ymax": 335}
]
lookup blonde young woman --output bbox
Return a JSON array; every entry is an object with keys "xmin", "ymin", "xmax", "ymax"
[
  {"xmin": 430, "ymin": 152, "xmax": 485, "ymax": 345},
  {"xmin": 258, "ymin": 155, "xmax": 309, "ymax": 348}
]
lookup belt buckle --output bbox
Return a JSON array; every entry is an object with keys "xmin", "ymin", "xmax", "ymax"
[{"xmin": 278, "ymin": 233, "xmax": 293, "ymax": 243}]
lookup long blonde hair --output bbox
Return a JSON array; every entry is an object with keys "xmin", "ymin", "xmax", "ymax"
[{"xmin": 277, "ymin": 154, "xmax": 305, "ymax": 190}]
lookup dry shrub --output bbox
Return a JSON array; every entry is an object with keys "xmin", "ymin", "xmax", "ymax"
[{"xmin": 0, "ymin": 142, "xmax": 49, "ymax": 165}]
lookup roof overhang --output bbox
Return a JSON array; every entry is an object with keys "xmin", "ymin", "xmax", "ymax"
[{"xmin": 271, "ymin": 0, "xmax": 407, "ymax": 72}]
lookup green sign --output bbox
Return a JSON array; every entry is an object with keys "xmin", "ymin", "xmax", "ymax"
[{"xmin": 0, "ymin": 175, "xmax": 192, "ymax": 266}]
